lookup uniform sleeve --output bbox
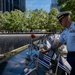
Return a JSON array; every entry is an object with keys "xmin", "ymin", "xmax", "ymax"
[{"xmin": 58, "ymin": 32, "xmax": 66, "ymax": 44}]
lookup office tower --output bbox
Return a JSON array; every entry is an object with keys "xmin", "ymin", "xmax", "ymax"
[
  {"xmin": 50, "ymin": 0, "xmax": 60, "ymax": 10},
  {"xmin": 0, "ymin": 0, "xmax": 3, "ymax": 12},
  {"xmin": 14, "ymin": 0, "xmax": 26, "ymax": 11},
  {"xmin": 1, "ymin": 0, "xmax": 26, "ymax": 12}
]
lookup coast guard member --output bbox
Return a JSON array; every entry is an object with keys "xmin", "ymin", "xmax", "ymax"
[{"xmin": 56, "ymin": 11, "xmax": 75, "ymax": 75}]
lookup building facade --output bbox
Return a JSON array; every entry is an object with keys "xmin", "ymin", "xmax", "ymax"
[
  {"xmin": 50, "ymin": 0, "xmax": 60, "ymax": 10},
  {"xmin": 0, "ymin": 0, "xmax": 3, "ymax": 12},
  {"xmin": 0, "ymin": 0, "xmax": 26, "ymax": 12}
]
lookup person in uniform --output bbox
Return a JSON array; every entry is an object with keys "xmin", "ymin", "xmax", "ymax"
[{"xmin": 56, "ymin": 11, "xmax": 75, "ymax": 75}]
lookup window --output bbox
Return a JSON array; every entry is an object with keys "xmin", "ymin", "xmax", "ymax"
[{"xmin": 0, "ymin": 0, "xmax": 3, "ymax": 11}]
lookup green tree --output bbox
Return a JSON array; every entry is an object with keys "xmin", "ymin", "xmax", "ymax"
[
  {"xmin": 47, "ymin": 8, "xmax": 63, "ymax": 32},
  {"xmin": 2, "ymin": 11, "xmax": 11, "ymax": 31},
  {"xmin": 38, "ymin": 9, "xmax": 48, "ymax": 29},
  {"xmin": 27, "ymin": 9, "xmax": 48, "ymax": 31},
  {"xmin": 0, "ymin": 12, "xmax": 4, "ymax": 31},
  {"xmin": 9, "ymin": 10, "xmax": 26, "ymax": 31},
  {"xmin": 58, "ymin": 0, "xmax": 75, "ymax": 21},
  {"xmin": 0, "ymin": 8, "xmax": 64, "ymax": 32}
]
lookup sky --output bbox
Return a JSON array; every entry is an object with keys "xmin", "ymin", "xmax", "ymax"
[{"xmin": 26, "ymin": 0, "xmax": 51, "ymax": 13}]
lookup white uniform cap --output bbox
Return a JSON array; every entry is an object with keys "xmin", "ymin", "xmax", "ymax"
[{"xmin": 57, "ymin": 11, "xmax": 71, "ymax": 20}]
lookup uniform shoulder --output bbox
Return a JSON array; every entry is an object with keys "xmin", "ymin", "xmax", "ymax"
[
  {"xmin": 69, "ymin": 22, "xmax": 75, "ymax": 32},
  {"xmin": 73, "ymin": 22, "xmax": 75, "ymax": 26},
  {"xmin": 71, "ymin": 22, "xmax": 75, "ymax": 27},
  {"xmin": 60, "ymin": 28, "xmax": 67, "ymax": 35}
]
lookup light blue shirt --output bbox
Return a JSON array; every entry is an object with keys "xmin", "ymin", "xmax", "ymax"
[{"xmin": 59, "ymin": 22, "xmax": 75, "ymax": 52}]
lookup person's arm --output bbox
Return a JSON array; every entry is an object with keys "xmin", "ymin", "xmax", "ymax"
[
  {"xmin": 40, "ymin": 42, "xmax": 63, "ymax": 53},
  {"xmin": 50, "ymin": 42, "xmax": 63, "ymax": 52}
]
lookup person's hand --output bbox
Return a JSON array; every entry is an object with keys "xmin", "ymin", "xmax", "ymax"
[{"xmin": 40, "ymin": 48, "xmax": 49, "ymax": 53}]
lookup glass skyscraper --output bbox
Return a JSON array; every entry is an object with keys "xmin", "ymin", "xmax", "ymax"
[
  {"xmin": 0, "ymin": 0, "xmax": 26, "ymax": 12},
  {"xmin": 0, "ymin": 0, "xmax": 3, "ymax": 12},
  {"xmin": 51, "ymin": 0, "xmax": 60, "ymax": 10}
]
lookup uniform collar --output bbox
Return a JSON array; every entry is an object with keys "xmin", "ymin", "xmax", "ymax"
[{"xmin": 70, "ymin": 22, "xmax": 75, "ymax": 29}]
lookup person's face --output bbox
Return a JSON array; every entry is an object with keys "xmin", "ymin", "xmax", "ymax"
[{"xmin": 59, "ymin": 16, "xmax": 68, "ymax": 27}]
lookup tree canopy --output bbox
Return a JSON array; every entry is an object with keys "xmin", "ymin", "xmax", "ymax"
[
  {"xmin": 0, "ymin": 8, "xmax": 63, "ymax": 33},
  {"xmin": 58, "ymin": 0, "xmax": 75, "ymax": 21}
]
